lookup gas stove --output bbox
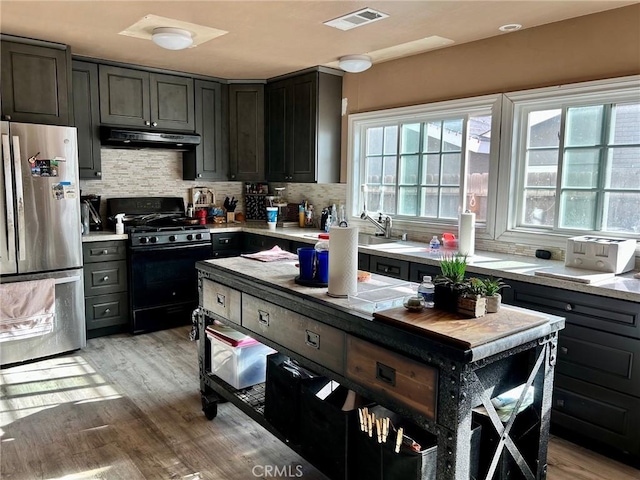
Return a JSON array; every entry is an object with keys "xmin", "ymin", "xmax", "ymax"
[{"xmin": 128, "ymin": 224, "xmax": 211, "ymax": 249}]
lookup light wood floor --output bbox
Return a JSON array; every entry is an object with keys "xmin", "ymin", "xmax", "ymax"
[{"xmin": 1, "ymin": 326, "xmax": 638, "ymax": 480}]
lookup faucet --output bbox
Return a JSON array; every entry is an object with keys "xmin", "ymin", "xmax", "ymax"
[{"xmin": 360, "ymin": 211, "xmax": 393, "ymax": 238}]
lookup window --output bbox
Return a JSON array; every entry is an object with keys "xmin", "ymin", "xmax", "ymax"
[
  {"xmin": 509, "ymin": 79, "xmax": 640, "ymax": 237},
  {"xmin": 350, "ymin": 95, "xmax": 502, "ymax": 228}
]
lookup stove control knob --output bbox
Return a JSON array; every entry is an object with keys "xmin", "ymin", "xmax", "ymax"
[
  {"xmin": 150, "ymin": 237, "xmax": 158, "ymax": 243},
  {"xmin": 169, "ymin": 235, "xmax": 177, "ymax": 242},
  {"xmin": 140, "ymin": 237, "xmax": 149, "ymax": 244},
  {"xmin": 196, "ymin": 233, "xmax": 203, "ymax": 240},
  {"xmin": 187, "ymin": 234, "xmax": 194, "ymax": 241}
]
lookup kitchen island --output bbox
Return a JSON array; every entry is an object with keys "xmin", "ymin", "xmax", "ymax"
[{"xmin": 196, "ymin": 257, "xmax": 565, "ymax": 480}]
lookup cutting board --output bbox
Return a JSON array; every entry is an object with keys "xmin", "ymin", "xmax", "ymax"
[
  {"xmin": 373, "ymin": 306, "xmax": 549, "ymax": 349},
  {"xmin": 534, "ymin": 268, "xmax": 615, "ymax": 284}
]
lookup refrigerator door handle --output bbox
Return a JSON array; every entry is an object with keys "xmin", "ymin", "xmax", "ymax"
[
  {"xmin": 1, "ymin": 134, "xmax": 16, "ymax": 264},
  {"xmin": 12, "ymin": 135, "xmax": 26, "ymax": 261}
]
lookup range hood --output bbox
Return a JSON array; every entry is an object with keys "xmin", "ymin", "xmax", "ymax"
[{"xmin": 100, "ymin": 126, "xmax": 200, "ymax": 149}]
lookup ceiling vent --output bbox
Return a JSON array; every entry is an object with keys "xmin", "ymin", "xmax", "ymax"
[{"xmin": 324, "ymin": 8, "xmax": 389, "ymax": 31}]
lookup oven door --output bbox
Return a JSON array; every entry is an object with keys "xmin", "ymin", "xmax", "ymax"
[{"xmin": 129, "ymin": 243, "xmax": 211, "ymax": 334}]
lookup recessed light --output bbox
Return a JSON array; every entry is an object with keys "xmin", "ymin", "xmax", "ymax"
[{"xmin": 499, "ymin": 23, "xmax": 522, "ymax": 32}]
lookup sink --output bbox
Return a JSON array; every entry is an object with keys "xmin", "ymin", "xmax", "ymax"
[{"xmin": 358, "ymin": 233, "xmax": 398, "ymax": 246}]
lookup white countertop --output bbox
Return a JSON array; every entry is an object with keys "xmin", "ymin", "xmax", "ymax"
[{"xmin": 83, "ymin": 224, "xmax": 640, "ymax": 302}]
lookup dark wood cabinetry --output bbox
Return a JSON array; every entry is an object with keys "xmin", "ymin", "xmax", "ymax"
[
  {"xmin": 72, "ymin": 61, "xmax": 102, "ymax": 179},
  {"xmin": 99, "ymin": 65, "xmax": 194, "ymax": 131},
  {"xmin": 369, "ymin": 255, "xmax": 410, "ymax": 280},
  {"xmin": 183, "ymin": 80, "xmax": 227, "ymax": 180},
  {"xmin": 1, "ymin": 40, "xmax": 71, "ymax": 125},
  {"xmin": 266, "ymin": 70, "xmax": 342, "ymax": 183},
  {"xmin": 505, "ymin": 279, "xmax": 640, "ymax": 460},
  {"xmin": 228, "ymin": 84, "xmax": 265, "ymax": 181},
  {"xmin": 242, "ymin": 233, "xmax": 290, "ymax": 254}
]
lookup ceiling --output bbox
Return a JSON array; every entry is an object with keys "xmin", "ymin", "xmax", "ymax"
[{"xmin": 1, "ymin": 1, "xmax": 637, "ymax": 80}]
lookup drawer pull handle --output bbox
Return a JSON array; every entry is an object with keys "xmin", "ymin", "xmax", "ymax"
[
  {"xmin": 560, "ymin": 346, "xmax": 568, "ymax": 355},
  {"xmin": 104, "ymin": 308, "xmax": 111, "ymax": 314},
  {"xmin": 305, "ymin": 330, "xmax": 320, "ymax": 349},
  {"xmin": 258, "ymin": 310, "xmax": 270, "ymax": 327},
  {"xmin": 382, "ymin": 266, "xmax": 389, "ymax": 273},
  {"xmin": 219, "ymin": 238, "xmax": 230, "ymax": 244},
  {"xmin": 102, "ymin": 249, "xmax": 109, "ymax": 255},
  {"xmin": 216, "ymin": 293, "xmax": 226, "ymax": 307},
  {"xmin": 376, "ymin": 362, "xmax": 396, "ymax": 386},
  {"xmin": 565, "ymin": 304, "xmax": 573, "ymax": 311},
  {"xmin": 102, "ymin": 276, "xmax": 109, "ymax": 282}
]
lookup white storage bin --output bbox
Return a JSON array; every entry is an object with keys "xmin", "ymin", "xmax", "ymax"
[{"xmin": 207, "ymin": 324, "xmax": 276, "ymax": 389}]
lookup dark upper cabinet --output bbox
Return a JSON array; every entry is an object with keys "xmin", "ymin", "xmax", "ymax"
[
  {"xmin": 1, "ymin": 40, "xmax": 71, "ymax": 125},
  {"xmin": 266, "ymin": 70, "xmax": 342, "ymax": 183},
  {"xmin": 72, "ymin": 60, "xmax": 102, "ymax": 179},
  {"xmin": 99, "ymin": 65, "xmax": 194, "ymax": 131},
  {"xmin": 183, "ymin": 80, "xmax": 227, "ymax": 181},
  {"xmin": 228, "ymin": 84, "xmax": 265, "ymax": 181}
]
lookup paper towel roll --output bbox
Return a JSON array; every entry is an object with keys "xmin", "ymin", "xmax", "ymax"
[
  {"xmin": 327, "ymin": 225, "xmax": 359, "ymax": 298},
  {"xmin": 458, "ymin": 212, "xmax": 475, "ymax": 256}
]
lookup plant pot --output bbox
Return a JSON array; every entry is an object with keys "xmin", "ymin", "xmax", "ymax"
[
  {"xmin": 434, "ymin": 284, "xmax": 459, "ymax": 312},
  {"xmin": 457, "ymin": 295, "xmax": 487, "ymax": 318},
  {"xmin": 485, "ymin": 293, "xmax": 502, "ymax": 313}
]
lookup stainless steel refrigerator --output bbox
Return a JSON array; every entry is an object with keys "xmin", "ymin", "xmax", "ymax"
[{"xmin": 1, "ymin": 121, "xmax": 86, "ymax": 366}]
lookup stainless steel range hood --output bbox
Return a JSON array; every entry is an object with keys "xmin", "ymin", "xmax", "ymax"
[{"xmin": 100, "ymin": 126, "xmax": 200, "ymax": 149}]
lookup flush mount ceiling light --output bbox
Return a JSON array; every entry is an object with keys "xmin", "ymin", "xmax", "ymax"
[
  {"xmin": 338, "ymin": 55, "xmax": 372, "ymax": 73},
  {"xmin": 499, "ymin": 23, "xmax": 522, "ymax": 32},
  {"xmin": 152, "ymin": 27, "xmax": 193, "ymax": 50}
]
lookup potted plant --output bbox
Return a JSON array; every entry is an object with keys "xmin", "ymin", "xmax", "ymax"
[
  {"xmin": 457, "ymin": 277, "xmax": 487, "ymax": 318},
  {"xmin": 482, "ymin": 277, "xmax": 510, "ymax": 313},
  {"xmin": 434, "ymin": 254, "xmax": 467, "ymax": 312}
]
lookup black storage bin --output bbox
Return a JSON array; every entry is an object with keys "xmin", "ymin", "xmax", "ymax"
[
  {"xmin": 474, "ymin": 406, "xmax": 541, "ymax": 480},
  {"xmin": 300, "ymin": 384, "xmax": 359, "ymax": 480},
  {"xmin": 264, "ymin": 353, "xmax": 327, "ymax": 446},
  {"xmin": 354, "ymin": 406, "xmax": 482, "ymax": 480}
]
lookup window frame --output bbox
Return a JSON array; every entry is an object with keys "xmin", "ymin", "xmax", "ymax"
[
  {"xmin": 347, "ymin": 94, "xmax": 503, "ymax": 239},
  {"xmin": 495, "ymin": 75, "xmax": 640, "ymax": 248}
]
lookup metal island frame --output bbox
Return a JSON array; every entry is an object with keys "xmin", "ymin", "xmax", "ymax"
[{"xmin": 196, "ymin": 257, "xmax": 565, "ymax": 480}]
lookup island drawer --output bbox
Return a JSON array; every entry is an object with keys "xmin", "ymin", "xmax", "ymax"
[
  {"xmin": 345, "ymin": 335, "xmax": 438, "ymax": 421},
  {"xmin": 202, "ymin": 279, "xmax": 241, "ymax": 325},
  {"xmin": 242, "ymin": 294, "xmax": 345, "ymax": 374}
]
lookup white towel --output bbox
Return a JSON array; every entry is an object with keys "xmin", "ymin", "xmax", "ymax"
[{"xmin": 0, "ymin": 278, "xmax": 55, "ymax": 342}]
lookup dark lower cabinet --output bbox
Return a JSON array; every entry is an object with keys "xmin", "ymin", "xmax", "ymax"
[
  {"xmin": 409, "ymin": 262, "xmax": 440, "ymax": 283},
  {"xmin": 183, "ymin": 80, "xmax": 227, "ymax": 180},
  {"xmin": 210, "ymin": 232, "xmax": 243, "ymax": 258},
  {"xmin": 506, "ymin": 279, "xmax": 640, "ymax": 461},
  {"xmin": 243, "ymin": 233, "xmax": 290, "ymax": 254},
  {"xmin": 369, "ymin": 255, "xmax": 410, "ymax": 280},
  {"xmin": 1, "ymin": 40, "xmax": 71, "ymax": 125},
  {"xmin": 228, "ymin": 84, "xmax": 265, "ymax": 181},
  {"xmin": 72, "ymin": 60, "xmax": 102, "ymax": 179}
]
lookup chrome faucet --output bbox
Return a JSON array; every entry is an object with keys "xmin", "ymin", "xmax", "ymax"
[{"xmin": 360, "ymin": 211, "xmax": 393, "ymax": 238}]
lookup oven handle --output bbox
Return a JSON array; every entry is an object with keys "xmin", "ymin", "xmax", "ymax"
[{"xmin": 129, "ymin": 242, "xmax": 211, "ymax": 253}]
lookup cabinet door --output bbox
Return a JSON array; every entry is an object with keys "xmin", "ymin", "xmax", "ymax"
[
  {"xmin": 72, "ymin": 61, "xmax": 102, "ymax": 179},
  {"xmin": 229, "ymin": 84, "xmax": 265, "ymax": 181},
  {"xmin": 266, "ymin": 79, "xmax": 289, "ymax": 181},
  {"xmin": 149, "ymin": 73, "xmax": 194, "ymax": 131},
  {"xmin": 289, "ymin": 72, "xmax": 317, "ymax": 183},
  {"xmin": 183, "ymin": 80, "xmax": 225, "ymax": 180},
  {"xmin": 99, "ymin": 65, "xmax": 150, "ymax": 127},
  {"xmin": 1, "ymin": 41, "xmax": 70, "ymax": 125}
]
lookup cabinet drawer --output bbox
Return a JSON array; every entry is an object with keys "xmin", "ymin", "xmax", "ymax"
[
  {"xmin": 83, "ymin": 241, "xmax": 126, "ymax": 263},
  {"xmin": 202, "ymin": 279, "xmax": 241, "ymax": 325},
  {"xmin": 85, "ymin": 293, "xmax": 129, "ymax": 330},
  {"xmin": 242, "ymin": 294, "xmax": 345, "ymax": 374},
  {"xmin": 409, "ymin": 262, "xmax": 441, "ymax": 283},
  {"xmin": 83, "ymin": 261, "xmax": 127, "ymax": 296},
  {"xmin": 345, "ymin": 335, "xmax": 438, "ymax": 420},
  {"xmin": 557, "ymin": 324, "xmax": 640, "ymax": 397},
  {"xmin": 552, "ymin": 373, "xmax": 640, "ymax": 458},
  {"xmin": 509, "ymin": 280, "xmax": 640, "ymax": 339},
  {"xmin": 370, "ymin": 256, "xmax": 409, "ymax": 280}
]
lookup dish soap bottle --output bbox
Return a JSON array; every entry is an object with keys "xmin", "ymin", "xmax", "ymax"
[
  {"xmin": 417, "ymin": 275, "xmax": 435, "ymax": 308},
  {"xmin": 429, "ymin": 235, "xmax": 440, "ymax": 250},
  {"xmin": 115, "ymin": 213, "xmax": 125, "ymax": 235}
]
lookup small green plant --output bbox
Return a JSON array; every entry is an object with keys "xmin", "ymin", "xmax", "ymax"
[
  {"xmin": 434, "ymin": 254, "xmax": 467, "ymax": 288},
  {"xmin": 462, "ymin": 277, "xmax": 486, "ymax": 297},
  {"xmin": 481, "ymin": 277, "xmax": 509, "ymax": 296}
]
